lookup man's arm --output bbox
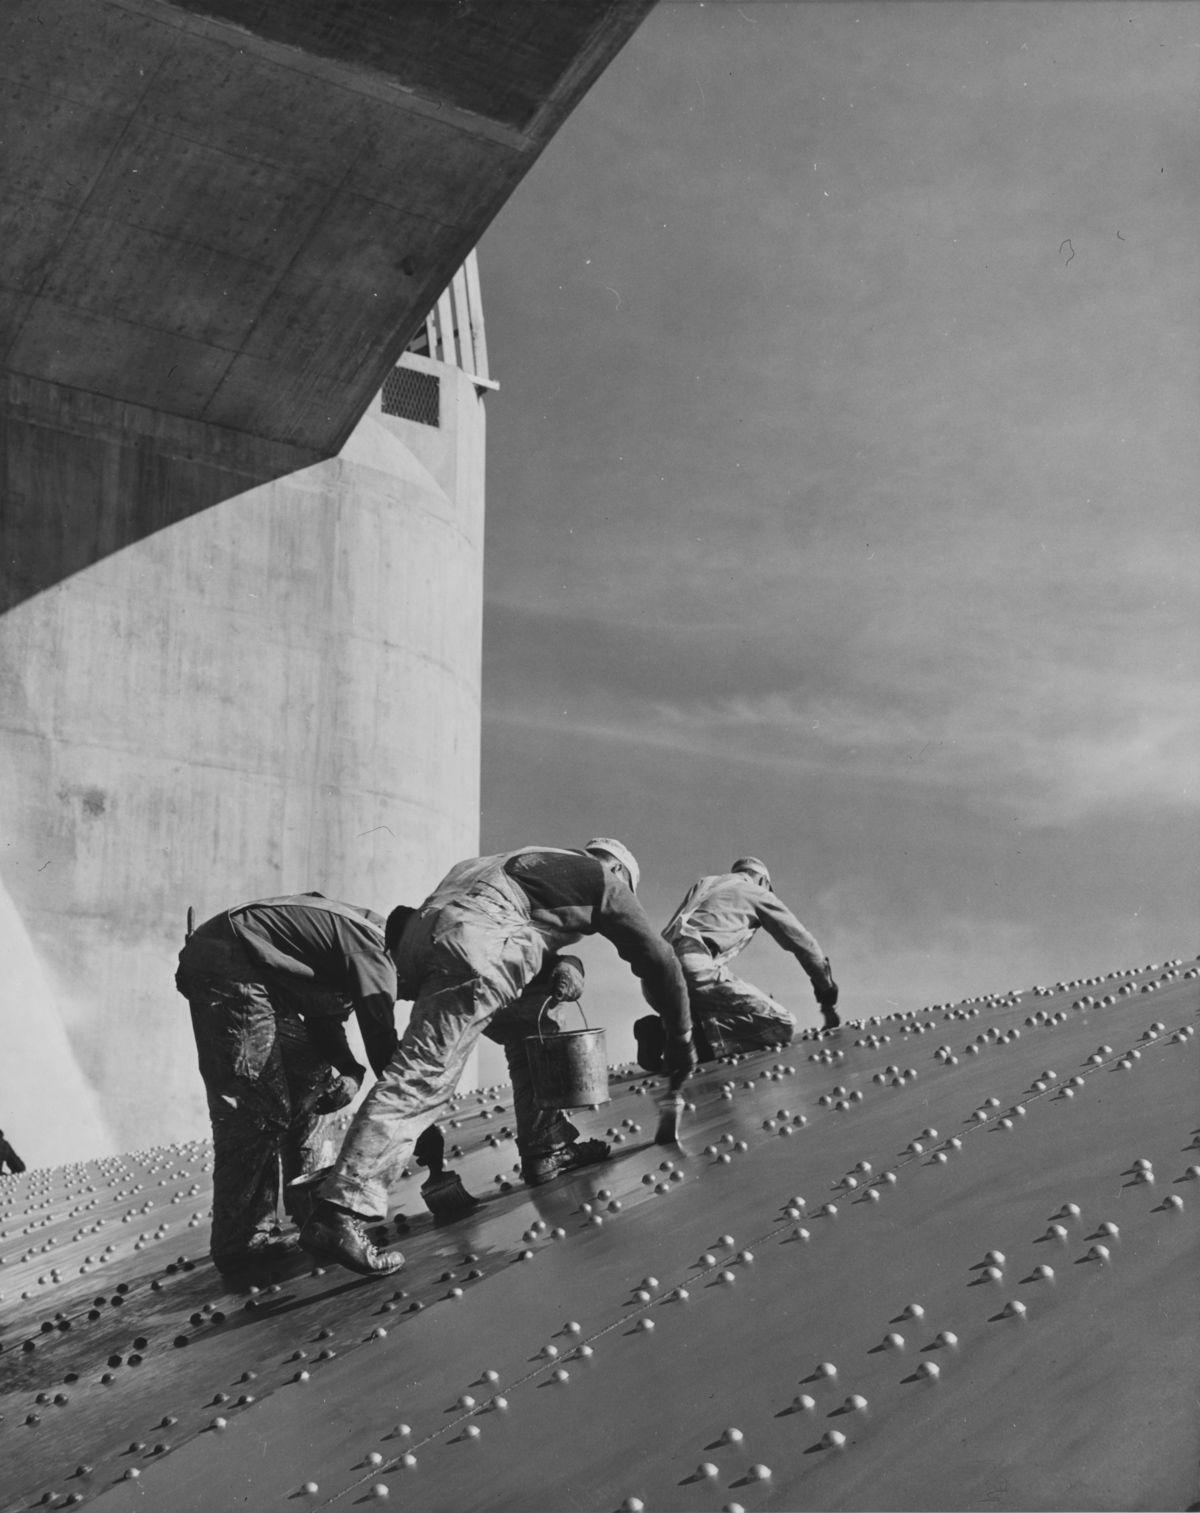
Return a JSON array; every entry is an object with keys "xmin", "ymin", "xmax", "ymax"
[
  {"xmin": 592, "ymin": 874, "xmax": 693, "ymax": 1048},
  {"xmin": 754, "ymin": 891, "xmax": 837, "ymax": 1002},
  {"xmin": 330, "ymin": 916, "xmax": 402, "ymax": 1076},
  {"xmin": 352, "ymin": 994, "xmax": 399, "ymax": 1079},
  {"xmin": 304, "ymin": 1015, "xmax": 366, "ymax": 1082}
]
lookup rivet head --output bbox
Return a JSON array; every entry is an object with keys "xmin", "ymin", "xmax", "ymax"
[
  {"xmin": 823, "ymin": 1429, "xmax": 847, "ymax": 1449},
  {"xmin": 843, "ymin": 1393, "xmax": 868, "ymax": 1411},
  {"xmin": 918, "ymin": 1360, "xmax": 940, "ymax": 1380},
  {"xmin": 722, "ymin": 1427, "xmax": 744, "ymax": 1444},
  {"xmin": 748, "ymin": 1463, "xmax": 772, "ymax": 1480}
]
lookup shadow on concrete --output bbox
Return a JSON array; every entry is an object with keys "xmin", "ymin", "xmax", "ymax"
[{"xmin": 2, "ymin": 385, "xmax": 325, "ymax": 612}]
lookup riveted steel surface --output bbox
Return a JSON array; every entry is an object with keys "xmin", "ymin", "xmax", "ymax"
[{"xmin": 1, "ymin": 960, "xmax": 1196, "ymax": 1511}]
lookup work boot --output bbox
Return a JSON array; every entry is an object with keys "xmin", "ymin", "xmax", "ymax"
[
  {"xmin": 522, "ymin": 1138, "xmax": 611, "ymax": 1188},
  {"xmin": 213, "ymin": 1232, "xmax": 302, "ymax": 1280},
  {"xmin": 299, "ymin": 1201, "xmax": 406, "ymax": 1277},
  {"xmin": 821, "ymin": 1006, "xmax": 842, "ymax": 1031}
]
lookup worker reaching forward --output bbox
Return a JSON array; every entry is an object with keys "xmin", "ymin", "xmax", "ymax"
[
  {"xmin": 637, "ymin": 857, "xmax": 838, "ymax": 1068},
  {"xmin": 301, "ymin": 840, "xmax": 695, "ymax": 1276}
]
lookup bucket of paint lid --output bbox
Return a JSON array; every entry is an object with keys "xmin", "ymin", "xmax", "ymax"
[{"xmin": 526, "ymin": 1002, "xmax": 609, "ymax": 1110}]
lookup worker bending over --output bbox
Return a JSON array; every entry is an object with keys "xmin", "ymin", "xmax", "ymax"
[
  {"xmin": 176, "ymin": 893, "xmax": 405, "ymax": 1278},
  {"xmin": 636, "ymin": 857, "xmax": 838, "ymax": 1068},
  {"xmin": 301, "ymin": 840, "xmax": 694, "ymax": 1276}
]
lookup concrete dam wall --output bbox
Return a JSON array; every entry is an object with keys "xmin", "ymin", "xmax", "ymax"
[{"xmin": 0, "ymin": 357, "xmax": 485, "ymax": 1162}]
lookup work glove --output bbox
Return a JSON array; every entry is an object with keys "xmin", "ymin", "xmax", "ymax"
[
  {"xmin": 547, "ymin": 954, "xmax": 585, "ymax": 1003},
  {"xmin": 663, "ymin": 1031, "xmax": 698, "ymax": 1084},
  {"xmin": 313, "ymin": 1070, "xmax": 362, "ymax": 1115}
]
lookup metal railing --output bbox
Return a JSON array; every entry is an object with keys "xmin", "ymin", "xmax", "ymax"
[{"xmin": 405, "ymin": 249, "xmax": 496, "ymax": 391}]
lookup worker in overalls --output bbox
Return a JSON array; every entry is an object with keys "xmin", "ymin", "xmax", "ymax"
[
  {"xmin": 301, "ymin": 840, "xmax": 695, "ymax": 1276},
  {"xmin": 176, "ymin": 893, "xmax": 407, "ymax": 1278},
  {"xmin": 635, "ymin": 857, "xmax": 838, "ymax": 1069}
]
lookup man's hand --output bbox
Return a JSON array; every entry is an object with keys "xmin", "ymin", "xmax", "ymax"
[
  {"xmin": 663, "ymin": 1031, "xmax": 698, "ymax": 1083},
  {"xmin": 548, "ymin": 954, "xmax": 585, "ymax": 1002},
  {"xmin": 313, "ymin": 1071, "xmax": 362, "ymax": 1114}
]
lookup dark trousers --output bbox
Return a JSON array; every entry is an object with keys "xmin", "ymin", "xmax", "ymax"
[{"xmin": 186, "ymin": 975, "xmax": 337, "ymax": 1267}]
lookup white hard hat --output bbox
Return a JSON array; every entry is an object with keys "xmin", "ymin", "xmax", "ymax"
[{"xmin": 585, "ymin": 837, "xmax": 641, "ymax": 893}]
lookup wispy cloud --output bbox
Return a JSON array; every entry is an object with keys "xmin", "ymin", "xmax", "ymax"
[
  {"xmin": 480, "ymin": 2, "xmax": 1200, "ymax": 998},
  {"xmin": 486, "ymin": 590, "xmax": 1200, "ymax": 829}
]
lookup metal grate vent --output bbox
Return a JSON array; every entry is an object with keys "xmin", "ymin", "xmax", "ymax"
[{"xmin": 381, "ymin": 366, "xmax": 440, "ymax": 427}]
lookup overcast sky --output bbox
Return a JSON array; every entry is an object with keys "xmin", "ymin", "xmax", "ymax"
[{"xmin": 473, "ymin": 1, "xmax": 1198, "ymax": 1073}]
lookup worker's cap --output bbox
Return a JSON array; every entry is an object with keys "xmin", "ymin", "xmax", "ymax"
[
  {"xmin": 732, "ymin": 856, "xmax": 772, "ymax": 888},
  {"xmin": 585, "ymin": 837, "xmax": 641, "ymax": 893}
]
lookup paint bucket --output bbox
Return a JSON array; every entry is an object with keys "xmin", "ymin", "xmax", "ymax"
[{"xmin": 526, "ymin": 1003, "xmax": 609, "ymax": 1110}]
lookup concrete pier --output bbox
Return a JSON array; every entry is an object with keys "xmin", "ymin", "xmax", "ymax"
[{"xmin": 0, "ymin": 0, "xmax": 655, "ymax": 1160}]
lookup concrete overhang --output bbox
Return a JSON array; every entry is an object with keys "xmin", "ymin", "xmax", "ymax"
[{"xmin": 0, "ymin": 0, "xmax": 655, "ymax": 456}]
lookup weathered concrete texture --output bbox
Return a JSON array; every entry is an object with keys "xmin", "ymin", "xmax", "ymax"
[
  {"xmin": 0, "ymin": 0, "xmax": 654, "ymax": 478},
  {"xmin": 0, "ymin": 361, "xmax": 485, "ymax": 1160},
  {"xmin": 0, "ymin": 963, "xmax": 1196, "ymax": 1511}
]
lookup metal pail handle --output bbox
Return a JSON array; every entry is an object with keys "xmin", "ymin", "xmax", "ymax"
[{"xmin": 536, "ymin": 996, "xmax": 591, "ymax": 1041}]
